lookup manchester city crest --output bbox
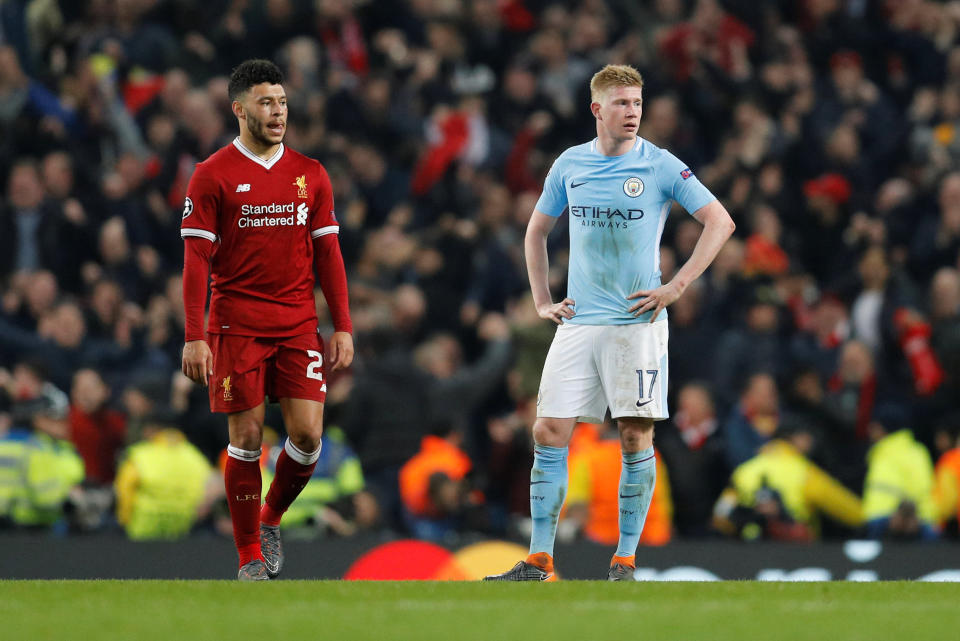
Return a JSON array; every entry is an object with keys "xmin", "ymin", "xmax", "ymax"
[{"xmin": 623, "ymin": 177, "xmax": 643, "ymax": 197}]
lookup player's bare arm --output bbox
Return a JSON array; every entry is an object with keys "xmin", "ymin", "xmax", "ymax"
[
  {"xmin": 525, "ymin": 209, "xmax": 575, "ymax": 324},
  {"xmin": 182, "ymin": 339, "xmax": 213, "ymax": 385},
  {"xmin": 627, "ymin": 199, "xmax": 735, "ymax": 321}
]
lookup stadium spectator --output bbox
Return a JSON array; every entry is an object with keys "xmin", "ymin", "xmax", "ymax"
[
  {"xmin": 930, "ymin": 268, "xmax": 960, "ymax": 416},
  {"xmin": 0, "ymin": 429, "xmax": 84, "ymax": 530},
  {"xmin": 722, "ymin": 372, "xmax": 781, "ymax": 470},
  {"xmin": 712, "ymin": 421, "xmax": 864, "ymax": 542},
  {"xmin": 114, "ymin": 415, "xmax": 214, "ymax": 541},
  {"xmin": 656, "ymin": 383, "xmax": 726, "ymax": 538},
  {"xmin": 863, "ymin": 404, "xmax": 938, "ymax": 541},
  {"xmin": 68, "ymin": 368, "xmax": 126, "ymax": 486},
  {"xmin": 713, "ymin": 284, "xmax": 788, "ymax": 408},
  {"xmin": 932, "ymin": 415, "xmax": 960, "ymax": 537},
  {"xmin": 399, "ymin": 422, "xmax": 479, "ymax": 541}
]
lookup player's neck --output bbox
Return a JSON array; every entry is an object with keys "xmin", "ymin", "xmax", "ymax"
[
  {"xmin": 595, "ymin": 132, "xmax": 636, "ymax": 157},
  {"xmin": 237, "ymin": 132, "xmax": 282, "ymax": 161}
]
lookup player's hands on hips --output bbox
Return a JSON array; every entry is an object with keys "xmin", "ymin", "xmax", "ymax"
[
  {"xmin": 328, "ymin": 331, "xmax": 354, "ymax": 371},
  {"xmin": 537, "ymin": 298, "xmax": 576, "ymax": 325},
  {"xmin": 627, "ymin": 281, "xmax": 684, "ymax": 322},
  {"xmin": 182, "ymin": 340, "xmax": 213, "ymax": 386}
]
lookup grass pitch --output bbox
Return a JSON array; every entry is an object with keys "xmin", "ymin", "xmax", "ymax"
[{"xmin": 3, "ymin": 580, "xmax": 959, "ymax": 641}]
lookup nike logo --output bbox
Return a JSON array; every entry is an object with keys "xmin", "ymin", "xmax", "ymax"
[
  {"xmin": 636, "ymin": 399, "xmax": 653, "ymax": 408},
  {"xmin": 530, "ymin": 481, "xmax": 550, "ymax": 485},
  {"xmin": 571, "ymin": 180, "xmax": 588, "ymax": 188},
  {"xmin": 540, "ymin": 572, "xmax": 555, "ymax": 581},
  {"xmin": 619, "ymin": 493, "xmax": 643, "ymax": 499}
]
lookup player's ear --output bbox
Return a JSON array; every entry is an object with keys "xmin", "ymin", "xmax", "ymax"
[
  {"xmin": 232, "ymin": 100, "xmax": 244, "ymax": 121},
  {"xmin": 590, "ymin": 101, "xmax": 602, "ymax": 120}
]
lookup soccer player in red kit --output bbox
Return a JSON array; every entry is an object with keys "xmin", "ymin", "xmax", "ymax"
[{"xmin": 180, "ymin": 59, "xmax": 353, "ymax": 580}]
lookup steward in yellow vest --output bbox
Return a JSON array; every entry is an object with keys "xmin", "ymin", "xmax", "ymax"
[
  {"xmin": 864, "ymin": 403, "xmax": 937, "ymax": 540},
  {"xmin": 713, "ymin": 423, "xmax": 864, "ymax": 540},
  {"xmin": 0, "ymin": 430, "xmax": 84, "ymax": 528},
  {"xmin": 115, "ymin": 426, "xmax": 213, "ymax": 540}
]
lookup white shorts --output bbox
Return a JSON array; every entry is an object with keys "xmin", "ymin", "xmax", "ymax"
[{"xmin": 536, "ymin": 321, "xmax": 669, "ymax": 423}]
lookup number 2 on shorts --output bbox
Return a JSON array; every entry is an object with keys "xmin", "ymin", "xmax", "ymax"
[
  {"xmin": 635, "ymin": 368, "xmax": 658, "ymax": 407},
  {"xmin": 306, "ymin": 350, "xmax": 324, "ymax": 381}
]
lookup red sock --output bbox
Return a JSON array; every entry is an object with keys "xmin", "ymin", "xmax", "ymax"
[
  {"xmin": 261, "ymin": 443, "xmax": 318, "ymax": 527},
  {"xmin": 224, "ymin": 451, "xmax": 264, "ymax": 567}
]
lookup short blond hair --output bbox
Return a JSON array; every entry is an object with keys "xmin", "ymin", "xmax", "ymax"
[{"xmin": 590, "ymin": 64, "xmax": 644, "ymax": 103}]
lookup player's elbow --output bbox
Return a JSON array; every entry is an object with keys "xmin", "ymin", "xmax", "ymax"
[
  {"xmin": 710, "ymin": 207, "xmax": 736, "ymax": 238},
  {"xmin": 724, "ymin": 215, "xmax": 736, "ymax": 237}
]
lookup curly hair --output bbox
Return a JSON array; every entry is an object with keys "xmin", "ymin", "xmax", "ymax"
[{"xmin": 228, "ymin": 59, "xmax": 284, "ymax": 101}]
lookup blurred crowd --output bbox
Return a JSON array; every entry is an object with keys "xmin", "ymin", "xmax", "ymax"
[{"xmin": 2, "ymin": 0, "xmax": 960, "ymax": 545}]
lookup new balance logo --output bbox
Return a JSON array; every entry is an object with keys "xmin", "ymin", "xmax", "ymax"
[{"xmin": 236, "ymin": 184, "xmax": 251, "ymax": 192}]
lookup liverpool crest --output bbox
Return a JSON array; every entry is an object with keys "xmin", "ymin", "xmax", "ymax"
[{"xmin": 294, "ymin": 175, "xmax": 308, "ymax": 199}]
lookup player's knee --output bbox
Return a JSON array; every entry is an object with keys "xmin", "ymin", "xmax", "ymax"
[
  {"xmin": 618, "ymin": 418, "xmax": 654, "ymax": 449},
  {"xmin": 230, "ymin": 422, "xmax": 263, "ymax": 451},
  {"xmin": 287, "ymin": 430, "xmax": 322, "ymax": 453},
  {"xmin": 532, "ymin": 420, "xmax": 566, "ymax": 447},
  {"xmin": 285, "ymin": 414, "xmax": 323, "ymax": 452}
]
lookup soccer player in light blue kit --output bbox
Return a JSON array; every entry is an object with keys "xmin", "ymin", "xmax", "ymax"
[{"xmin": 485, "ymin": 65, "xmax": 735, "ymax": 581}]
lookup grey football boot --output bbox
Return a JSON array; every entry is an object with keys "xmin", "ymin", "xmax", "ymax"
[
  {"xmin": 260, "ymin": 524, "xmax": 284, "ymax": 578},
  {"xmin": 483, "ymin": 560, "xmax": 556, "ymax": 582},
  {"xmin": 237, "ymin": 559, "xmax": 271, "ymax": 581},
  {"xmin": 607, "ymin": 563, "xmax": 637, "ymax": 581}
]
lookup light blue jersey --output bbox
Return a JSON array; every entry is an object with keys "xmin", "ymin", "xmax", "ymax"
[{"xmin": 536, "ymin": 137, "xmax": 716, "ymax": 325}]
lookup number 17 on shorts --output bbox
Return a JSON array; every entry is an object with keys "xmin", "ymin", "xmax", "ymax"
[{"xmin": 536, "ymin": 322, "xmax": 669, "ymax": 422}]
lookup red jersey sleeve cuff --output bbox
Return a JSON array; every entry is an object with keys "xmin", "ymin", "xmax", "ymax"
[
  {"xmin": 181, "ymin": 228, "xmax": 217, "ymax": 242},
  {"xmin": 310, "ymin": 225, "xmax": 339, "ymax": 239}
]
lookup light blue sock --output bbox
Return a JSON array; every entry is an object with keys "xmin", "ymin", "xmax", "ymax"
[
  {"xmin": 616, "ymin": 446, "xmax": 656, "ymax": 558},
  {"xmin": 529, "ymin": 444, "xmax": 568, "ymax": 557}
]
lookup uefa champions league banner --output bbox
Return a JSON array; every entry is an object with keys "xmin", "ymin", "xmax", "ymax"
[{"xmin": 2, "ymin": 535, "xmax": 958, "ymax": 580}]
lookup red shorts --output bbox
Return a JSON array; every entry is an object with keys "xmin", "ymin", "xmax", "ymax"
[{"xmin": 207, "ymin": 333, "xmax": 327, "ymax": 413}]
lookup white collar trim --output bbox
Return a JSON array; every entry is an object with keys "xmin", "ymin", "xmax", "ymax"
[
  {"xmin": 590, "ymin": 137, "xmax": 642, "ymax": 156},
  {"xmin": 232, "ymin": 137, "xmax": 285, "ymax": 169}
]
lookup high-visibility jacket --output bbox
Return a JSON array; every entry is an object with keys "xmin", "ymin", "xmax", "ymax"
[
  {"xmin": 0, "ymin": 432, "xmax": 84, "ymax": 526},
  {"xmin": 399, "ymin": 435, "xmax": 472, "ymax": 517},
  {"xmin": 567, "ymin": 440, "xmax": 673, "ymax": 546},
  {"xmin": 115, "ymin": 429, "xmax": 212, "ymax": 540},
  {"xmin": 864, "ymin": 429, "xmax": 935, "ymax": 524},
  {"xmin": 933, "ymin": 447, "xmax": 960, "ymax": 525},
  {"xmin": 731, "ymin": 439, "xmax": 863, "ymax": 533}
]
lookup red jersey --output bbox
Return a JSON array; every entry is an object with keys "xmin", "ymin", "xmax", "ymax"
[{"xmin": 180, "ymin": 139, "xmax": 339, "ymax": 337}]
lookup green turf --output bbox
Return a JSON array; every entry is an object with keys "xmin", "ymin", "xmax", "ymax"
[{"xmin": 3, "ymin": 580, "xmax": 959, "ymax": 641}]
